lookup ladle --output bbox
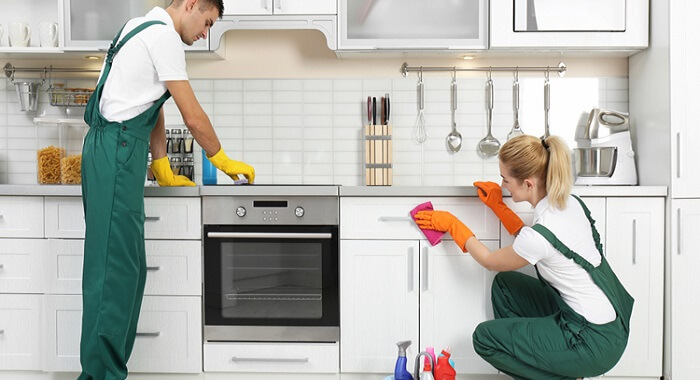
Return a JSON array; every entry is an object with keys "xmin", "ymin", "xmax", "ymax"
[
  {"xmin": 478, "ymin": 69, "xmax": 501, "ymax": 156},
  {"xmin": 446, "ymin": 67, "xmax": 462, "ymax": 152},
  {"xmin": 507, "ymin": 68, "xmax": 524, "ymax": 140}
]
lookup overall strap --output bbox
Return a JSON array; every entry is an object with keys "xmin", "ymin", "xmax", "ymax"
[
  {"xmin": 531, "ymin": 224, "xmax": 596, "ymax": 272},
  {"xmin": 571, "ymin": 194, "xmax": 605, "ymax": 256}
]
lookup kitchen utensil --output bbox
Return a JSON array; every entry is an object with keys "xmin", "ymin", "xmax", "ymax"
[
  {"xmin": 507, "ymin": 69, "xmax": 524, "ymax": 140},
  {"xmin": 8, "ymin": 22, "xmax": 31, "ymax": 47},
  {"xmin": 478, "ymin": 70, "xmax": 501, "ymax": 156},
  {"xmin": 367, "ymin": 96, "xmax": 372, "ymax": 124},
  {"xmin": 15, "ymin": 81, "xmax": 41, "ymax": 112},
  {"xmin": 373, "ymin": 97, "xmax": 377, "ymax": 125},
  {"xmin": 39, "ymin": 21, "xmax": 58, "ymax": 47},
  {"xmin": 385, "ymin": 92, "xmax": 390, "ymax": 123},
  {"xmin": 446, "ymin": 68, "xmax": 462, "ymax": 152},
  {"xmin": 542, "ymin": 70, "xmax": 551, "ymax": 138},
  {"xmin": 414, "ymin": 69, "xmax": 427, "ymax": 143}
]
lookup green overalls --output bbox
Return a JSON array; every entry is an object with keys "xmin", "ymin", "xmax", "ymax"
[
  {"xmin": 473, "ymin": 196, "xmax": 634, "ymax": 380},
  {"xmin": 79, "ymin": 20, "xmax": 169, "ymax": 380}
]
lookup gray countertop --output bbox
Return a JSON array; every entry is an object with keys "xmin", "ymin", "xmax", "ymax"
[{"xmin": 0, "ymin": 184, "xmax": 668, "ymax": 197}]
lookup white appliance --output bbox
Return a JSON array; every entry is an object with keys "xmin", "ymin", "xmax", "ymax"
[{"xmin": 574, "ymin": 108, "xmax": 638, "ymax": 185}]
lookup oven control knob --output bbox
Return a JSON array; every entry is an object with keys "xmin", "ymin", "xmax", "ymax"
[
  {"xmin": 295, "ymin": 206, "xmax": 305, "ymax": 217},
  {"xmin": 236, "ymin": 206, "xmax": 247, "ymax": 217}
]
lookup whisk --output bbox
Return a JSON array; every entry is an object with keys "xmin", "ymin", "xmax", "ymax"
[{"xmin": 414, "ymin": 68, "xmax": 427, "ymax": 144}]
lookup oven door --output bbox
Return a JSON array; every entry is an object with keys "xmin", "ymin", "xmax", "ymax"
[{"xmin": 203, "ymin": 224, "xmax": 339, "ymax": 342}]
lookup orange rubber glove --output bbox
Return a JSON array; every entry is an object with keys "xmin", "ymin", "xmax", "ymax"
[
  {"xmin": 473, "ymin": 181, "xmax": 524, "ymax": 235},
  {"xmin": 207, "ymin": 149, "xmax": 255, "ymax": 183},
  {"xmin": 414, "ymin": 210, "xmax": 474, "ymax": 252},
  {"xmin": 151, "ymin": 156, "xmax": 195, "ymax": 187}
]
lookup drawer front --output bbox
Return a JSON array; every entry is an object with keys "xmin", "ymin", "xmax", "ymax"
[
  {"xmin": 45, "ymin": 197, "xmax": 85, "ymax": 239},
  {"xmin": 44, "ymin": 197, "xmax": 201, "ymax": 240},
  {"xmin": 43, "ymin": 295, "xmax": 202, "ymax": 373},
  {"xmin": 0, "ymin": 294, "xmax": 42, "ymax": 370},
  {"xmin": 341, "ymin": 197, "xmax": 499, "ymax": 240},
  {"xmin": 0, "ymin": 196, "xmax": 44, "ymax": 238},
  {"xmin": 0, "ymin": 239, "xmax": 46, "ymax": 293},
  {"xmin": 144, "ymin": 197, "xmax": 201, "ymax": 240},
  {"xmin": 46, "ymin": 239, "xmax": 201, "ymax": 296},
  {"xmin": 204, "ymin": 342, "xmax": 339, "ymax": 373}
]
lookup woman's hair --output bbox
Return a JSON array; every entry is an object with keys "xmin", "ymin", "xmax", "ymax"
[{"xmin": 498, "ymin": 134, "xmax": 572, "ymax": 209}]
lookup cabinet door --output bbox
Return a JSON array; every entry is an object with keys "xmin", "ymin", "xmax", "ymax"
[
  {"xmin": 338, "ymin": 0, "xmax": 487, "ymax": 49},
  {"xmin": 144, "ymin": 197, "xmax": 201, "ymax": 240},
  {"xmin": 670, "ymin": 1, "xmax": 700, "ymax": 197},
  {"xmin": 0, "ymin": 294, "xmax": 42, "ymax": 370},
  {"xmin": 605, "ymin": 198, "xmax": 663, "ymax": 377},
  {"xmin": 223, "ymin": 0, "xmax": 273, "ymax": 15},
  {"xmin": 340, "ymin": 240, "xmax": 419, "ymax": 373},
  {"xmin": 45, "ymin": 196, "xmax": 85, "ymax": 238},
  {"xmin": 0, "ymin": 239, "xmax": 46, "ymax": 294},
  {"xmin": 419, "ymin": 240, "xmax": 499, "ymax": 374},
  {"xmin": 0, "ymin": 196, "xmax": 44, "ymax": 238},
  {"xmin": 670, "ymin": 199, "xmax": 700, "ymax": 379},
  {"xmin": 223, "ymin": 0, "xmax": 335, "ymax": 15}
]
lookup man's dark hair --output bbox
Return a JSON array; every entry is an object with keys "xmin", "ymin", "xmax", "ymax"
[{"xmin": 171, "ymin": 0, "xmax": 224, "ymax": 18}]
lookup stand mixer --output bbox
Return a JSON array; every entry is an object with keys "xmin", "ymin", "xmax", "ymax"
[{"xmin": 574, "ymin": 108, "xmax": 638, "ymax": 185}]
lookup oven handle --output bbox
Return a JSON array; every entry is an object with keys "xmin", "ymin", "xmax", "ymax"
[
  {"xmin": 207, "ymin": 232, "xmax": 332, "ymax": 240},
  {"xmin": 231, "ymin": 356, "xmax": 309, "ymax": 364}
]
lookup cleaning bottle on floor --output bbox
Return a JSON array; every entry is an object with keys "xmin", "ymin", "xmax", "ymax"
[
  {"xmin": 434, "ymin": 348, "xmax": 456, "ymax": 380},
  {"xmin": 394, "ymin": 340, "xmax": 414, "ymax": 380},
  {"xmin": 420, "ymin": 355, "xmax": 434, "ymax": 380}
]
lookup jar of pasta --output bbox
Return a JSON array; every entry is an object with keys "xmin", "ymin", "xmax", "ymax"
[{"xmin": 36, "ymin": 120, "xmax": 87, "ymax": 184}]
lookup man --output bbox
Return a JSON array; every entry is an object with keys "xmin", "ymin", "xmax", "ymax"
[{"xmin": 79, "ymin": 1, "xmax": 254, "ymax": 378}]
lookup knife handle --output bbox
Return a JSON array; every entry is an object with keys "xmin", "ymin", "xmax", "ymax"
[
  {"xmin": 380, "ymin": 97, "xmax": 385, "ymax": 125},
  {"xmin": 386, "ymin": 95, "xmax": 390, "ymax": 123},
  {"xmin": 372, "ymin": 97, "xmax": 377, "ymax": 125},
  {"xmin": 367, "ymin": 96, "xmax": 372, "ymax": 124}
]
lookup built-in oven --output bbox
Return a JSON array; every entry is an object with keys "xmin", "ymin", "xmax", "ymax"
[{"xmin": 202, "ymin": 187, "xmax": 339, "ymax": 343}]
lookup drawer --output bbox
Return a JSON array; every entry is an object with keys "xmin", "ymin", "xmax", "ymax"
[
  {"xmin": 43, "ymin": 295, "xmax": 202, "ymax": 373},
  {"xmin": 0, "ymin": 294, "xmax": 42, "ymax": 370},
  {"xmin": 0, "ymin": 239, "xmax": 46, "ymax": 293},
  {"xmin": 341, "ymin": 197, "xmax": 499, "ymax": 240},
  {"xmin": 46, "ymin": 239, "xmax": 201, "ymax": 296},
  {"xmin": 0, "ymin": 196, "xmax": 44, "ymax": 238},
  {"xmin": 204, "ymin": 342, "xmax": 339, "ymax": 373},
  {"xmin": 45, "ymin": 197, "xmax": 202, "ymax": 240}
]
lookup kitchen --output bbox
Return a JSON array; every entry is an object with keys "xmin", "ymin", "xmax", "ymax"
[{"xmin": 0, "ymin": 0, "xmax": 693, "ymax": 379}]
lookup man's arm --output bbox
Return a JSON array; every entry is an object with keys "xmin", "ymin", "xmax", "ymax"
[
  {"xmin": 150, "ymin": 108, "xmax": 167, "ymax": 160},
  {"xmin": 165, "ymin": 80, "xmax": 221, "ymax": 156}
]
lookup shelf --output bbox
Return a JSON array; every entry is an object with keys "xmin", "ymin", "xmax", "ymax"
[{"xmin": 33, "ymin": 117, "xmax": 87, "ymax": 126}]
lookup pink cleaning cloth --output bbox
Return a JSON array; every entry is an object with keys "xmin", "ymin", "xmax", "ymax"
[{"xmin": 410, "ymin": 201, "xmax": 446, "ymax": 246}]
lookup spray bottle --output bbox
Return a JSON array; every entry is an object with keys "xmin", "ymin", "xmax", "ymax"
[
  {"xmin": 394, "ymin": 340, "xmax": 414, "ymax": 380},
  {"xmin": 433, "ymin": 348, "xmax": 456, "ymax": 380}
]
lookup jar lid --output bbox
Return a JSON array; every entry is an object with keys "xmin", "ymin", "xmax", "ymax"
[
  {"xmin": 165, "ymin": 129, "xmax": 170, "ymax": 135},
  {"xmin": 171, "ymin": 157, "xmax": 182, "ymax": 162},
  {"xmin": 183, "ymin": 129, "xmax": 191, "ymax": 135},
  {"xmin": 183, "ymin": 156, "xmax": 194, "ymax": 163},
  {"xmin": 171, "ymin": 128, "xmax": 182, "ymax": 134}
]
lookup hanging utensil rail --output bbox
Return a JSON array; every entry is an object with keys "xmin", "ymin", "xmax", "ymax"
[
  {"xmin": 400, "ymin": 62, "xmax": 566, "ymax": 77},
  {"xmin": 3, "ymin": 63, "xmax": 101, "ymax": 83}
]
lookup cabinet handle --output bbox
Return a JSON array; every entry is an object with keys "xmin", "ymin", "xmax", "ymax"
[
  {"xmin": 0, "ymin": 264, "xmax": 4, "ymax": 269},
  {"xmin": 145, "ymin": 216, "xmax": 160, "ymax": 222},
  {"xmin": 378, "ymin": 216, "xmax": 413, "ymax": 222},
  {"xmin": 631, "ymin": 219, "xmax": 637, "ymax": 265},
  {"xmin": 146, "ymin": 266, "xmax": 160, "ymax": 271},
  {"xmin": 677, "ymin": 132, "xmax": 681, "ymax": 178},
  {"xmin": 677, "ymin": 208, "xmax": 682, "ymax": 255},
  {"xmin": 0, "ymin": 329, "xmax": 4, "ymax": 334},
  {"xmin": 407, "ymin": 246, "xmax": 414, "ymax": 292},
  {"xmin": 231, "ymin": 356, "xmax": 309, "ymax": 363},
  {"xmin": 135, "ymin": 332, "xmax": 161, "ymax": 338},
  {"xmin": 421, "ymin": 247, "xmax": 429, "ymax": 292}
]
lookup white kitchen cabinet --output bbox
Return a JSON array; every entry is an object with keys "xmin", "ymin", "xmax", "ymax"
[
  {"xmin": 337, "ymin": 0, "xmax": 487, "ymax": 50},
  {"xmin": 0, "ymin": 0, "xmax": 59, "ymax": 51},
  {"xmin": 490, "ymin": 0, "xmax": 648, "ymax": 50},
  {"xmin": 0, "ymin": 239, "xmax": 46, "ymax": 294},
  {"xmin": 43, "ymin": 295, "xmax": 202, "ymax": 373},
  {"xmin": 204, "ymin": 342, "xmax": 339, "ymax": 373},
  {"xmin": 605, "ymin": 198, "xmax": 663, "ymax": 377},
  {"xmin": 669, "ymin": 200, "xmax": 700, "ymax": 380},
  {"xmin": 0, "ymin": 294, "xmax": 43, "ymax": 370},
  {"xmin": 0, "ymin": 196, "xmax": 44, "ymax": 238},
  {"xmin": 223, "ymin": 0, "xmax": 335, "ymax": 15}
]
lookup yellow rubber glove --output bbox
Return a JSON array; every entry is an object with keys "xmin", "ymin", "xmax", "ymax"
[
  {"xmin": 473, "ymin": 181, "xmax": 524, "ymax": 235},
  {"xmin": 414, "ymin": 210, "xmax": 474, "ymax": 252},
  {"xmin": 207, "ymin": 149, "xmax": 255, "ymax": 183},
  {"xmin": 150, "ymin": 156, "xmax": 195, "ymax": 187}
]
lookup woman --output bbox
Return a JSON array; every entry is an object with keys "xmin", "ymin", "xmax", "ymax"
[{"xmin": 414, "ymin": 135, "xmax": 633, "ymax": 380}]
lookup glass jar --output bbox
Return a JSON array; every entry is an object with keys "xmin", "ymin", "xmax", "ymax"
[
  {"xmin": 171, "ymin": 156, "xmax": 182, "ymax": 176},
  {"xmin": 146, "ymin": 152, "xmax": 155, "ymax": 186},
  {"xmin": 171, "ymin": 128, "xmax": 183, "ymax": 154},
  {"xmin": 183, "ymin": 129, "xmax": 194, "ymax": 153},
  {"xmin": 36, "ymin": 120, "xmax": 86, "ymax": 185},
  {"xmin": 165, "ymin": 129, "xmax": 172, "ymax": 154},
  {"xmin": 181, "ymin": 156, "xmax": 194, "ymax": 181}
]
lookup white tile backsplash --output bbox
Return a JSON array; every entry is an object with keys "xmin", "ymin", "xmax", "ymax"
[{"xmin": 0, "ymin": 76, "xmax": 627, "ymax": 185}]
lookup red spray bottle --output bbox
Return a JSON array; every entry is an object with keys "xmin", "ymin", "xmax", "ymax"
[{"xmin": 433, "ymin": 348, "xmax": 456, "ymax": 380}]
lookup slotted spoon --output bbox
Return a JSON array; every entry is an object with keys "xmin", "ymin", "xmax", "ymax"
[{"xmin": 446, "ymin": 70, "xmax": 462, "ymax": 152}]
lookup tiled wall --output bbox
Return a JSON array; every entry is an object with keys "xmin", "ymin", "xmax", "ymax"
[{"xmin": 0, "ymin": 76, "xmax": 628, "ymax": 186}]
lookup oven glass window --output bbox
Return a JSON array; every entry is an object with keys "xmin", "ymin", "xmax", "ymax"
[{"xmin": 220, "ymin": 241, "xmax": 323, "ymax": 319}]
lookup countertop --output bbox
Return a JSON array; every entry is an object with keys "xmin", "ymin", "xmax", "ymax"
[{"xmin": 0, "ymin": 184, "xmax": 668, "ymax": 197}]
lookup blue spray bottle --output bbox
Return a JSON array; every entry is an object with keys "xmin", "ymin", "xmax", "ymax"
[{"xmin": 394, "ymin": 340, "xmax": 414, "ymax": 380}]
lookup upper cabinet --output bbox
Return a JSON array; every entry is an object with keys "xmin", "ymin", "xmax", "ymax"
[
  {"xmin": 337, "ymin": 0, "xmax": 487, "ymax": 50},
  {"xmin": 490, "ymin": 0, "xmax": 649, "ymax": 50},
  {"xmin": 61, "ymin": 0, "xmax": 209, "ymax": 52},
  {"xmin": 0, "ymin": 0, "xmax": 60, "ymax": 52},
  {"xmin": 222, "ymin": 0, "xmax": 336, "ymax": 15}
]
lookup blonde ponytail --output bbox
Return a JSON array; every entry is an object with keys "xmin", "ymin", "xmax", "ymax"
[{"xmin": 498, "ymin": 135, "xmax": 572, "ymax": 209}]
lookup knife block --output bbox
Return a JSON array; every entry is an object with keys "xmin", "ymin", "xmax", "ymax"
[{"xmin": 364, "ymin": 123, "xmax": 393, "ymax": 186}]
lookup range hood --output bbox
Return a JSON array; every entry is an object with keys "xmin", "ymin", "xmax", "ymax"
[{"xmin": 209, "ymin": 15, "xmax": 337, "ymax": 51}]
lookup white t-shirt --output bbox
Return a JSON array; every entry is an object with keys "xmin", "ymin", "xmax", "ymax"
[
  {"xmin": 512, "ymin": 195, "xmax": 616, "ymax": 324},
  {"xmin": 99, "ymin": 7, "xmax": 188, "ymax": 122}
]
